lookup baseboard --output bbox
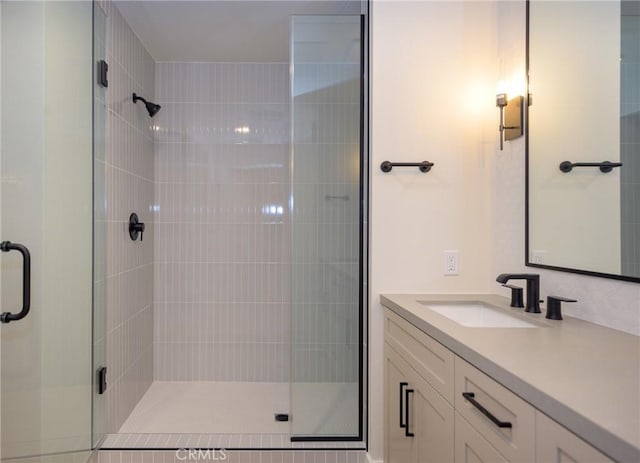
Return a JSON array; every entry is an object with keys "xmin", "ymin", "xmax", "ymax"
[{"xmin": 366, "ymin": 454, "xmax": 383, "ymax": 463}]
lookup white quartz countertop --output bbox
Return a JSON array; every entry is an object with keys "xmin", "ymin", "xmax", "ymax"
[{"xmin": 380, "ymin": 293, "xmax": 640, "ymax": 463}]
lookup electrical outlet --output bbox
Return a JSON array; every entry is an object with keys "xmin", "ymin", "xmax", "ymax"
[
  {"xmin": 443, "ymin": 250, "xmax": 459, "ymax": 275},
  {"xmin": 531, "ymin": 250, "xmax": 546, "ymax": 264}
]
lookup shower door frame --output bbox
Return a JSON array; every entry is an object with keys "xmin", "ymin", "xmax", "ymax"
[{"xmin": 289, "ymin": 9, "xmax": 369, "ymax": 444}]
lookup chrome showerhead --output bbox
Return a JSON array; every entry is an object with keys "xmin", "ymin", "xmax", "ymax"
[{"xmin": 132, "ymin": 93, "xmax": 161, "ymax": 117}]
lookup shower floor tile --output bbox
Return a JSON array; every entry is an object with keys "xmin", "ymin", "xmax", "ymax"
[
  {"xmin": 103, "ymin": 381, "xmax": 363, "ymax": 450},
  {"xmin": 117, "ymin": 381, "xmax": 290, "ymax": 434}
]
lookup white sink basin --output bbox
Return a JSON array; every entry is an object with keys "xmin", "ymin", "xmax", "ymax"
[{"xmin": 417, "ymin": 301, "xmax": 541, "ymax": 328}]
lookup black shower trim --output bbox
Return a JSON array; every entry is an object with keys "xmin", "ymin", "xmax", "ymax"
[
  {"xmin": 132, "ymin": 92, "xmax": 161, "ymax": 117},
  {"xmin": 128, "ymin": 213, "xmax": 145, "ymax": 242}
]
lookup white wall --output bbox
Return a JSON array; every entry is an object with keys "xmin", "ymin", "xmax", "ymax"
[{"xmin": 369, "ymin": 1, "xmax": 499, "ymax": 459}]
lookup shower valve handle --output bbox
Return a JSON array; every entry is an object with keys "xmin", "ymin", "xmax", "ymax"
[{"xmin": 129, "ymin": 213, "xmax": 145, "ymax": 241}]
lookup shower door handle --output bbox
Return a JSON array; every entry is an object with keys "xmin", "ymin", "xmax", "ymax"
[{"xmin": 0, "ymin": 241, "xmax": 31, "ymax": 323}]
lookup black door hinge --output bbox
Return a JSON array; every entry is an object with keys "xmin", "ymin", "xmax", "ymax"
[
  {"xmin": 97, "ymin": 366, "xmax": 107, "ymax": 394},
  {"xmin": 97, "ymin": 60, "xmax": 108, "ymax": 88}
]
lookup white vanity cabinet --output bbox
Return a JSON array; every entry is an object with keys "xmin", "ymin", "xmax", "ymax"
[
  {"xmin": 385, "ymin": 345, "xmax": 454, "ymax": 462},
  {"xmin": 384, "ymin": 310, "xmax": 454, "ymax": 463},
  {"xmin": 385, "ymin": 345, "xmax": 413, "ymax": 463},
  {"xmin": 536, "ymin": 412, "xmax": 615, "ymax": 463},
  {"xmin": 383, "ymin": 307, "xmax": 615, "ymax": 463}
]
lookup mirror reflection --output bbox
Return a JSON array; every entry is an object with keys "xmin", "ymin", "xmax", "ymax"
[{"xmin": 527, "ymin": 0, "xmax": 640, "ymax": 280}]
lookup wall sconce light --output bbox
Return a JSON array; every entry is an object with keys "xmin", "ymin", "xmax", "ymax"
[{"xmin": 496, "ymin": 93, "xmax": 524, "ymax": 150}]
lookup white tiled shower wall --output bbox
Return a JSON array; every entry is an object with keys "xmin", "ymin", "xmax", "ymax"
[
  {"xmin": 104, "ymin": 2, "xmax": 155, "ymax": 433},
  {"xmin": 152, "ymin": 60, "xmax": 362, "ymax": 384},
  {"xmin": 153, "ymin": 62, "xmax": 292, "ymax": 382}
]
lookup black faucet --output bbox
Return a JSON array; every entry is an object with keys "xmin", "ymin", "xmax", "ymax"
[{"xmin": 496, "ymin": 273, "xmax": 541, "ymax": 313}]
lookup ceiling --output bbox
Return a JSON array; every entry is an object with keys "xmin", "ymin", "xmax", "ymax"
[{"xmin": 114, "ymin": 1, "xmax": 362, "ymax": 62}]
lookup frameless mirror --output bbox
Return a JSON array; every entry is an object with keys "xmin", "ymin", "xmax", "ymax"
[{"xmin": 527, "ymin": 0, "xmax": 640, "ymax": 281}]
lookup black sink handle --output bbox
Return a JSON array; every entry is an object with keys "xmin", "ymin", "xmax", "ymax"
[{"xmin": 545, "ymin": 295, "xmax": 577, "ymax": 321}]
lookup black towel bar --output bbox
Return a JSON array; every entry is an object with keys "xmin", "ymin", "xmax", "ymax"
[
  {"xmin": 559, "ymin": 161, "xmax": 622, "ymax": 173},
  {"xmin": 380, "ymin": 161, "xmax": 434, "ymax": 173}
]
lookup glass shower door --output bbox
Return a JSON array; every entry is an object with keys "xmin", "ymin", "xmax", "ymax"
[
  {"xmin": 1, "ymin": 2, "xmax": 94, "ymax": 461},
  {"xmin": 290, "ymin": 14, "xmax": 364, "ymax": 440}
]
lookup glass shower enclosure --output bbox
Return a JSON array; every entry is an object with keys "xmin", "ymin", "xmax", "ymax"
[
  {"xmin": 1, "ymin": 1, "xmax": 96, "ymax": 462},
  {"xmin": 290, "ymin": 14, "xmax": 365, "ymax": 440}
]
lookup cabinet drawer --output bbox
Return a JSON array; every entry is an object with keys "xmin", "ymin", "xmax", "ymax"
[
  {"xmin": 536, "ymin": 412, "xmax": 614, "ymax": 463},
  {"xmin": 384, "ymin": 308, "xmax": 454, "ymax": 403},
  {"xmin": 455, "ymin": 357, "xmax": 535, "ymax": 462},
  {"xmin": 455, "ymin": 411, "xmax": 508, "ymax": 463}
]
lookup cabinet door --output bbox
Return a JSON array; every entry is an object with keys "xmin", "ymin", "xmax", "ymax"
[
  {"xmin": 385, "ymin": 344, "xmax": 413, "ymax": 463},
  {"xmin": 412, "ymin": 370, "xmax": 454, "ymax": 463},
  {"xmin": 386, "ymin": 344, "xmax": 454, "ymax": 463},
  {"xmin": 455, "ymin": 412, "xmax": 509, "ymax": 463},
  {"xmin": 535, "ymin": 412, "xmax": 614, "ymax": 463}
]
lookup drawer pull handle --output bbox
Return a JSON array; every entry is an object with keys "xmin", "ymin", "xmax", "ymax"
[
  {"xmin": 399, "ymin": 382, "xmax": 408, "ymax": 428},
  {"xmin": 462, "ymin": 392, "xmax": 512, "ymax": 429},
  {"xmin": 405, "ymin": 388, "xmax": 415, "ymax": 437}
]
